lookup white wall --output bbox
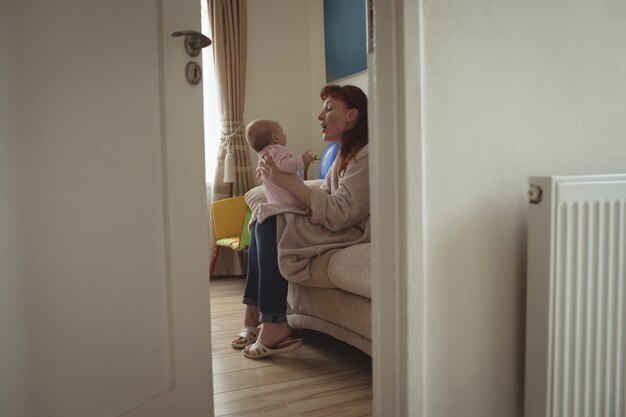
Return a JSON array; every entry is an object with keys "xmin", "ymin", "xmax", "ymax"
[
  {"xmin": 245, "ymin": 0, "xmax": 368, "ymax": 180},
  {"xmin": 307, "ymin": 0, "xmax": 329, "ymax": 167},
  {"xmin": 245, "ymin": 0, "xmax": 315, "ymax": 175},
  {"xmin": 422, "ymin": 2, "xmax": 626, "ymax": 416},
  {"xmin": 0, "ymin": 2, "xmax": 30, "ymax": 416}
]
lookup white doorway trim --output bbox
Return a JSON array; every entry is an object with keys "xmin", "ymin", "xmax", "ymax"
[{"xmin": 369, "ymin": 0, "xmax": 426, "ymax": 415}]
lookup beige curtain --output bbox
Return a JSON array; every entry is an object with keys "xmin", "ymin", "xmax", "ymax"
[
  {"xmin": 208, "ymin": 0, "xmax": 255, "ymax": 276},
  {"xmin": 208, "ymin": 0, "xmax": 255, "ymax": 200}
]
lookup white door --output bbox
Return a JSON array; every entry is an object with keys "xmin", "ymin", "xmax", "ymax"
[{"xmin": 4, "ymin": 0, "xmax": 213, "ymax": 416}]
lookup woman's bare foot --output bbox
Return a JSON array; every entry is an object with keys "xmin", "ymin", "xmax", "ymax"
[
  {"xmin": 256, "ymin": 322, "xmax": 293, "ymax": 348},
  {"xmin": 231, "ymin": 305, "xmax": 261, "ymax": 347},
  {"xmin": 243, "ymin": 304, "xmax": 261, "ymax": 328}
]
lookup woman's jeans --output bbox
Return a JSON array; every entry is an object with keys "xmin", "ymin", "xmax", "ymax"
[{"xmin": 243, "ymin": 216, "xmax": 288, "ymax": 323}]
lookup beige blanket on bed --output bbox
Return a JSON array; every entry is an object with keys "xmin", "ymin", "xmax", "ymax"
[{"xmin": 244, "ymin": 145, "xmax": 370, "ymax": 283}]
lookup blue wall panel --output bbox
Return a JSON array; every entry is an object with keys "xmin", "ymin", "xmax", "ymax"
[{"xmin": 323, "ymin": 0, "xmax": 367, "ymax": 82}]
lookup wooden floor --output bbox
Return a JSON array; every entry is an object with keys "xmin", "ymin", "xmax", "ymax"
[{"xmin": 210, "ymin": 276, "xmax": 372, "ymax": 417}]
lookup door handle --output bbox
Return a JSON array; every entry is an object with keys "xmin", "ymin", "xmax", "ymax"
[{"xmin": 171, "ymin": 31, "xmax": 212, "ymax": 57}]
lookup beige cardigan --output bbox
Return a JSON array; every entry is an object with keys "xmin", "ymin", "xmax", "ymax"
[{"xmin": 245, "ymin": 145, "xmax": 370, "ymax": 283}]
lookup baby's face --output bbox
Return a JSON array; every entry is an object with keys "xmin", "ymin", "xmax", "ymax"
[{"xmin": 272, "ymin": 123, "xmax": 287, "ymax": 146}]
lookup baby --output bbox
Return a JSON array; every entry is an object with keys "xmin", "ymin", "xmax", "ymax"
[{"xmin": 246, "ymin": 119, "xmax": 314, "ymax": 209}]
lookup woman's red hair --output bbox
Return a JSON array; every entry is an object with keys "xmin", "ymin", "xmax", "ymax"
[{"xmin": 320, "ymin": 84, "xmax": 368, "ymax": 175}]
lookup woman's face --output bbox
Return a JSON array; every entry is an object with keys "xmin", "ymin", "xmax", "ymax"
[{"xmin": 317, "ymin": 96, "xmax": 357, "ymax": 143}]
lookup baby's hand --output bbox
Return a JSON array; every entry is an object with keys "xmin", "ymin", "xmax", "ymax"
[{"xmin": 302, "ymin": 150, "xmax": 314, "ymax": 166}]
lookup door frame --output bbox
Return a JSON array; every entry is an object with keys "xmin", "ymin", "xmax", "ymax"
[{"xmin": 369, "ymin": 0, "xmax": 425, "ymax": 415}]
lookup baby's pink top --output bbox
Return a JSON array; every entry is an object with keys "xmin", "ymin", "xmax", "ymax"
[{"xmin": 259, "ymin": 144, "xmax": 307, "ymax": 209}]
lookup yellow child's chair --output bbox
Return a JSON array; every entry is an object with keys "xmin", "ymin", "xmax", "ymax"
[{"xmin": 210, "ymin": 196, "xmax": 252, "ymax": 278}]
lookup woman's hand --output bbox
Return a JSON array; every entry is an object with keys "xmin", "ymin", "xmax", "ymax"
[
  {"xmin": 259, "ymin": 154, "xmax": 291, "ymax": 188},
  {"xmin": 259, "ymin": 154, "xmax": 313, "ymax": 207},
  {"xmin": 256, "ymin": 164, "xmax": 263, "ymax": 184}
]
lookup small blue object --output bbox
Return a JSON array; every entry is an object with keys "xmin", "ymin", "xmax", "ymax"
[{"xmin": 319, "ymin": 142, "xmax": 340, "ymax": 178}]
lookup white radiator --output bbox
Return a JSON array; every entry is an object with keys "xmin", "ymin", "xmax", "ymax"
[{"xmin": 525, "ymin": 174, "xmax": 626, "ymax": 417}]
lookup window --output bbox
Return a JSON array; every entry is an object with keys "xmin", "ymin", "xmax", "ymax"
[{"xmin": 201, "ymin": 1, "xmax": 219, "ymax": 183}]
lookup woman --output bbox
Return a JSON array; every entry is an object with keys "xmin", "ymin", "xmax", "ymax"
[{"xmin": 232, "ymin": 84, "xmax": 370, "ymax": 359}]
